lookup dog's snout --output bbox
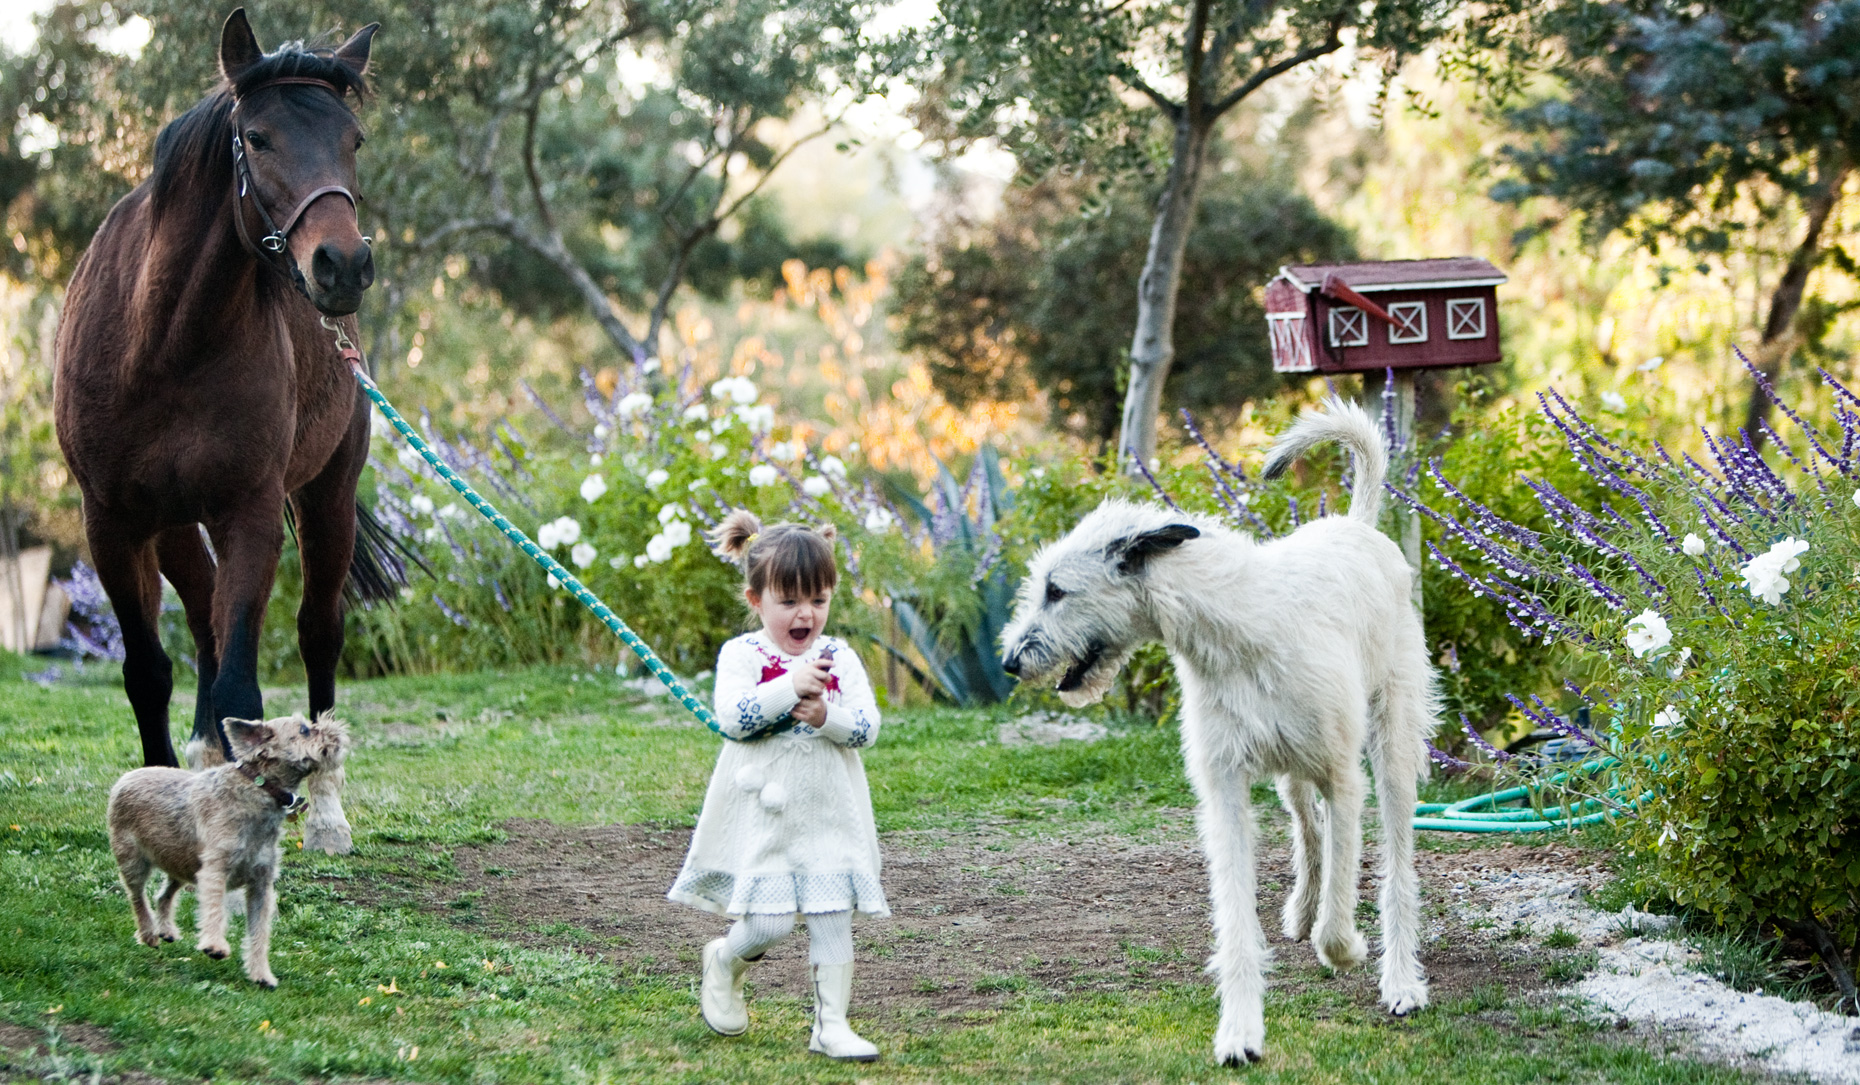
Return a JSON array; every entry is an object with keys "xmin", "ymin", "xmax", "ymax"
[{"xmin": 1001, "ymin": 652, "xmax": 1021, "ymax": 677}]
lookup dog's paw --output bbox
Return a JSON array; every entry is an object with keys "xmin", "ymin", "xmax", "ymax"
[
  {"xmin": 1315, "ymin": 929, "xmax": 1368, "ymax": 971},
  {"xmin": 1382, "ymin": 983, "xmax": 1429, "ymax": 1017},
  {"xmin": 1279, "ymin": 904, "xmax": 1314, "ymax": 943},
  {"xmin": 158, "ymin": 926, "xmax": 180, "ymax": 942},
  {"xmin": 199, "ymin": 941, "xmax": 230, "ymax": 960},
  {"xmin": 248, "ymin": 971, "xmax": 278, "ymax": 989},
  {"xmin": 135, "ymin": 929, "xmax": 162, "ymax": 948},
  {"xmin": 1212, "ymin": 1002, "xmax": 1265, "ymax": 1068}
]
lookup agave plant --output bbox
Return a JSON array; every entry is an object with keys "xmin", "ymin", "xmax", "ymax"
[{"xmin": 885, "ymin": 447, "xmax": 1017, "ymax": 705}]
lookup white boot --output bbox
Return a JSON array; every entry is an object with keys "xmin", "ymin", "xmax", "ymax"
[
  {"xmin": 808, "ymin": 962, "xmax": 878, "ymax": 1061},
  {"xmin": 700, "ymin": 937, "xmax": 750, "ymax": 1036}
]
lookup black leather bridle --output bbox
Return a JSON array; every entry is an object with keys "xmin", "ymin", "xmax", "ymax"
[{"xmin": 229, "ymin": 76, "xmax": 363, "ymax": 294}]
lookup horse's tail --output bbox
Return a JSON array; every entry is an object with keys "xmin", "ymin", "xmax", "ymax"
[
  {"xmin": 347, "ymin": 501, "xmax": 421, "ymax": 603},
  {"xmin": 1259, "ymin": 395, "xmax": 1387, "ymax": 524}
]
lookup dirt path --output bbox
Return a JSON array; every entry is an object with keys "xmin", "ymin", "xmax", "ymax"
[{"xmin": 425, "ymin": 818, "xmax": 1602, "ymax": 1016}]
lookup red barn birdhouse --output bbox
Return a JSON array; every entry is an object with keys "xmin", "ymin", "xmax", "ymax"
[{"xmin": 1265, "ymin": 258, "xmax": 1506, "ymax": 374}]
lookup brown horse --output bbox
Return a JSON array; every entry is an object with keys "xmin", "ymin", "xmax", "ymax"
[{"xmin": 55, "ymin": 10, "xmax": 398, "ymax": 853}]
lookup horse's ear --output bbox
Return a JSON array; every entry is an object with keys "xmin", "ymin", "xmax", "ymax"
[
  {"xmin": 334, "ymin": 22, "xmax": 379, "ymax": 77},
  {"xmin": 219, "ymin": 8, "xmax": 264, "ymax": 85}
]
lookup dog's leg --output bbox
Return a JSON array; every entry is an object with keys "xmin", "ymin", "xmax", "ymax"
[
  {"xmin": 242, "ymin": 870, "xmax": 279, "ymax": 988},
  {"xmin": 1275, "ymin": 775, "xmax": 1323, "ymax": 942},
  {"xmin": 1370, "ymin": 707, "xmax": 1428, "ymax": 1015},
  {"xmin": 1196, "ymin": 766, "xmax": 1269, "ymax": 1065},
  {"xmin": 195, "ymin": 859, "xmax": 232, "ymax": 960},
  {"xmin": 113, "ymin": 840, "xmax": 160, "ymax": 947},
  {"xmin": 1313, "ymin": 764, "xmax": 1369, "ymax": 970},
  {"xmin": 154, "ymin": 873, "xmax": 185, "ymax": 941},
  {"xmin": 302, "ymin": 763, "xmax": 352, "ymax": 855}
]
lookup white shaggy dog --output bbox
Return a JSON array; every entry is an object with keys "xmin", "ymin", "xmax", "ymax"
[{"xmin": 1000, "ymin": 398, "xmax": 1436, "ymax": 1065}]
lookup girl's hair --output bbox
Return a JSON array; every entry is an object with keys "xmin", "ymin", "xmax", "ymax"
[{"xmin": 709, "ymin": 510, "xmax": 839, "ymax": 600}]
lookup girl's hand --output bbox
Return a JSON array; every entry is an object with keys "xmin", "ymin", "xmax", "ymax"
[
  {"xmin": 790, "ymin": 656, "xmax": 833, "ymax": 700},
  {"xmin": 792, "ymin": 694, "xmax": 827, "ymax": 728}
]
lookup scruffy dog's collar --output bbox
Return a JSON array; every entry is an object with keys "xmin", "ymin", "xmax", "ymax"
[{"xmin": 235, "ymin": 760, "xmax": 305, "ymax": 815}]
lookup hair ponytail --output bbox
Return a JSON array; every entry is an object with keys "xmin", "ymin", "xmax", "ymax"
[{"xmin": 709, "ymin": 509, "xmax": 763, "ymax": 566}]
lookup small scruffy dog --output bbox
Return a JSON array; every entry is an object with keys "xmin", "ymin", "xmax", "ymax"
[
  {"xmin": 1000, "ymin": 398, "xmax": 1437, "ymax": 1065},
  {"xmin": 107, "ymin": 714, "xmax": 350, "ymax": 987}
]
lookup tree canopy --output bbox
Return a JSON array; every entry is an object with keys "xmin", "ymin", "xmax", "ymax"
[{"xmin": 0, "ymin": 0, "xmax": 901, "ymax": 363}]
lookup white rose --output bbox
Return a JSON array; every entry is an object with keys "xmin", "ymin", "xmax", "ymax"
[
  {"xmin": 370, "ymin": 414, "xmax": 393, "ymax": 440},
  {"xmin": 710, "ymin": 443, "xmax": 728, "ymax": 458},
  {"xmin": 683, "ymin": 404, "xmax": 709, "ymax": 423},
  {"xmin": 397, "ymin": 446, "xmax": 424, "ymax": 473},
  {"xmin": 580, "ymin": 474, "xmax": 607, "ymax": 503},
  {"xmin": 802, "ymin": 475, "xmax": 831, "ymax": 498},
  {"xmin": 571, "ymin": 541, "xmax": 598, "ymax": 569},
  {"xmin": 1623, "ymin": 608, "xmax": 1672, "ymax": 658},
  {"xmin": 711, "ymin": 411, "xmax": 735, "ymax": 434},
  {"xmin": 1681, "ymin": 533, "xmax": 1705, "ymax": 556},
  {"xmin": 735, "ymin": 403, "xmax": 775, "ymax": 434},
  {"xmin": 617, "ymin": 392, "xmax": 653, "ymax": 419},
  {"xmin": 1853, "ymin": 488, "xmax": 1860, "ymax": 509},
  {"xmin": 593, "ymin": 423, "xmax": 610, "ymax": 439},
  {"xmin": 547, "ymin": 573, "xmax": 561, "ymax": 589},
  {"xmin": 609, "ymin": 555, "xmax": 627, "ymax": 569},
  {"xmin": 410, "ymin": 493, "xmax": 436, "ymax": 516},
  {"xmin": 589, "ymin": 453, "xmax": 602, "ymax": 466},
  {"xmin": 863, "ymin": 507, "xmax": 896, "ymax": 533},
  {"xmin": 767, "ymin": 441, "xmax": 795, "ymax": 461},
  {"xmin": 537, "ymin": 521, "xmax": 561, "ymax": 549},
  {"xmin": 749, "ymin": 464, "xmax": 779, "ymax": 487},
  {"xmin": 662, "ymin": 519, "xmax": 693, "ymax": 547},
  {"xmin": 634, "ymin": 554, "xmax": 649, "ymax": 568},
  {"xmin": 1601, "ymin": 391, "xmax": 1627, "ymax": 413},
  {"xmin": 422, "ymin": 526, "xmax": 443, "ymax": 544},
  {"xmin": 551, "ymin": 516, "xmax": 581, "ymax": 546},
  {"xmin": 658, "ymin": 503, "xmax": 686, "ymax": 525},
  {"xmin": 645, "ymin": 468, "xmax": 670, "ymax": 490},
  {"xmin": 1651, "ymin": 705, "xmax": 1682, "ymax": 730},
  {"xmin": 820, "ymin": 455, "xmax": 847, "ymax": 480},
  {"xmin": 645, "ymin": 533, "xmax": 674, "ymax": 563},
  {"xmin": 687, "ymin": 477, "xmax": 709, "ymax": 492},
  {"xmin": 730, "ymin": 378, "xmax": 758, "ymax": 404},
  {"xmin": 438, "ymin": 503, "xmax": 463, "ymax": 521}
]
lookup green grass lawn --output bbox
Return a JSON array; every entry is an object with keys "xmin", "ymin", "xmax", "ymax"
[{"xmin": 0, "ymin": 652, "xmax": 1757, "ymax": 1084}]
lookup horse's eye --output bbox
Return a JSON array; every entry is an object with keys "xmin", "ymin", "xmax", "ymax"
[
  {"xmin": 244, "ymin": 130, "xmax": 270, "ymax": 152},
  {"xmin": 1045, "ymin": 581, "xmax": 1066, "ymax": 605},
  {"xmin": 354, "ymin": 133, "xmax": 366, "ymax": 150}
]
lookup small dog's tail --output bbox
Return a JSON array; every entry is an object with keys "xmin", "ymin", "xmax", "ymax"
[{"xmin": 1260, "ymin": 396, "xmax": 1387, "ymax": 524}]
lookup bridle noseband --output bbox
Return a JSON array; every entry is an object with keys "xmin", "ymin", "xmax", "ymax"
[{"xmin": 230, "ymin": 76, "xmax": 364, "ymax": 292}]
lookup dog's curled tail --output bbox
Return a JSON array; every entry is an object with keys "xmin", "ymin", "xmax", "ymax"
[{"xmin": 1259, "ymin": 396, "xmax": 1387, "ymax": 524}]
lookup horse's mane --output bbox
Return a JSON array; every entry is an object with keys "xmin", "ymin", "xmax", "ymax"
[{"xmin": 149, "ymin": 41, "xmax": 369, "ymax": 214}]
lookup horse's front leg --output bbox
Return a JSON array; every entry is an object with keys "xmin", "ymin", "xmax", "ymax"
[
  {"xmin": 157, "ymin": 526, "xmax": 221, "ymax": 762},
  {"xmin": 290, "ymin": 416, "xmax": 365, "ymax": 854},
  {"xmin": 204, "ymin": 495, "xmax": 286, "ymax": 730}
]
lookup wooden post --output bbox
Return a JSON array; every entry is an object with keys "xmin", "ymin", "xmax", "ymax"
[{"xmin": 1364, "ymin": 370, "xmax": 1423, "ymax": 615}]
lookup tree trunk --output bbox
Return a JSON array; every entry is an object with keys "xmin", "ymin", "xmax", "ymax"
[
  {"xmin": 1117, "ymin": 119, "xmax": 1211, "ymax": 470},
  {"xmin": 1742, "ymin": 155, "xmax": 1849, "ymax": 445}
]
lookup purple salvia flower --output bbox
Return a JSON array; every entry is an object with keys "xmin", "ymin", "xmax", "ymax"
[
  {"xmin": 1544, "ymin": 388, "xmax": 1655, "ymax": 476},
  {"xmin": 1739, "ymin": 349, "xmax": 1852, "ymax": 478},
  {"xmin": 57, "ymin": 561, "xmax": 124, "ymax": 662},
  {"xmin": 433, "ymin": 593, "xmax": 470, "ymax": 628},
  {"xmin": 1460, "ymin": 713, "xmax": 1513, "ymax": 763},
  {"xmin": 1286, "ymin": 495, "xmax": 1301, "ymax": 528},
  {"xmin": 521, "ymin": 382, "xmax": 576, "ymax": 436},
  {"xmin": 1128, "ymin": 452, "xmax": 1183, "ymax": 513},
  {"xmin": 1435, "ymin": 461, "xmax": 1544, "ymax": 550},
  {"xmin": 1687, "ymin": 496, "xmax": 1751, "ymax": 560},
  {"xmin": 1180, "ymin": 409, "xmax": 1248, "ymax": 484},
  {"xmin": 1397, "ymin": 486, "xmax": 1557, "ymax": 584},
  {"xmin": 1692, "ymin": 564, "xmax": 1724, "ymax": 614},
  {"xmin": 1427, "ymin": 740, "xmax": 1472, "ymax": 773},
  {"xmin": 1561, "ymin": 557, "xmax": 1628, "ymax": 611}
]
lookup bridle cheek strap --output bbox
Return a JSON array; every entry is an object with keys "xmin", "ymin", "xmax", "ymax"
[{"xmin": 229, "ymin": 77, "xmax": 361, "ymax": 276}]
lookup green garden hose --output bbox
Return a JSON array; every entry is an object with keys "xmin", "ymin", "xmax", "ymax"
[
  {"xmin": 1414, "ymin": 758, "xmax": 1652, "ymax": 832},
  {"xmin": 346, "ymin": 356, "xmax": 737, "ymax": 740}
]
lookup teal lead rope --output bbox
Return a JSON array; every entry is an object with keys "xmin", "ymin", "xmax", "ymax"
[{"xmin": 340, "ymin": 344, "xmax": 732, "ymax": 740}]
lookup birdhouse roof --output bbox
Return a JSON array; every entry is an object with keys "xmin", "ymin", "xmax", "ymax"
[{"xmin": 1279, "ymin": 257, "xmax": 1506, "ymax": 293}]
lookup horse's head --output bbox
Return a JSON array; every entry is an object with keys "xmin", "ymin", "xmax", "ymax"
[{"xmin": 220, "ymin": 9, "xmax": 378, "ymax": 316}]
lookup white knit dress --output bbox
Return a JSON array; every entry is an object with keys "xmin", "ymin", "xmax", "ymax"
[{"xmin": 666, "ymin": 633, "xmax": 889, "ymax": 918}]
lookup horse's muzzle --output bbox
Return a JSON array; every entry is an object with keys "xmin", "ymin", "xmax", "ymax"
[{"xmin": 307, "ymin": 239, "xmax": 375, "ymax": 315}]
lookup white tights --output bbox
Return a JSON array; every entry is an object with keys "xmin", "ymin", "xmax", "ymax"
[{"xmin": 723, "ymin": 910, "xmax": 854, "ymax": 966}]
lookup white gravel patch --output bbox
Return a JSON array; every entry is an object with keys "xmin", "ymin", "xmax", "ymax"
[
  {"xmin": 996, "ymin": 712, "xmax": 1108, "ymax": 747},
  {"xmin": 1452, "ymin": 863, "xmax": 1860, "ymax": 1083}
]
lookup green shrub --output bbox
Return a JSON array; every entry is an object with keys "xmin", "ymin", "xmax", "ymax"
[{"xmin": 1426, "ymin": 370, "xmax": 1860, "ymax": 996}]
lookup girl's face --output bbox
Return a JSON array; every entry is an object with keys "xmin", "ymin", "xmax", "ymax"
[{"xmin": 748, "ymin": 584, "xmax": 833, "ymax": 655}]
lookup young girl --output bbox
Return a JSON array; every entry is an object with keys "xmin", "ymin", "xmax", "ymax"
[{"xmin": 667, "ymin": 510, "xmax": 885, "ymax": 1061}]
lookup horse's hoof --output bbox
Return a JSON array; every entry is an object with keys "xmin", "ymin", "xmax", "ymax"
[{"xmin": 305, "ymin": 826, "xmax": 352, "ymax": 854}]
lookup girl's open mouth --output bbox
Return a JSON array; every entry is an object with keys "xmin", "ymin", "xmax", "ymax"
[{"xmin": 787, "ymin": 626, "xmax": 813, "ymax": 645}]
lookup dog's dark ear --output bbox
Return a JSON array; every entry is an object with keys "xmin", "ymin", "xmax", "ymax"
[
  {"xmin": 1105, "ymin": 523, "xmax": 1200, "ymax": 575},
  {"xmin": 222, "ymin": 717, "xmax": 271, "ymax": 760}
]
